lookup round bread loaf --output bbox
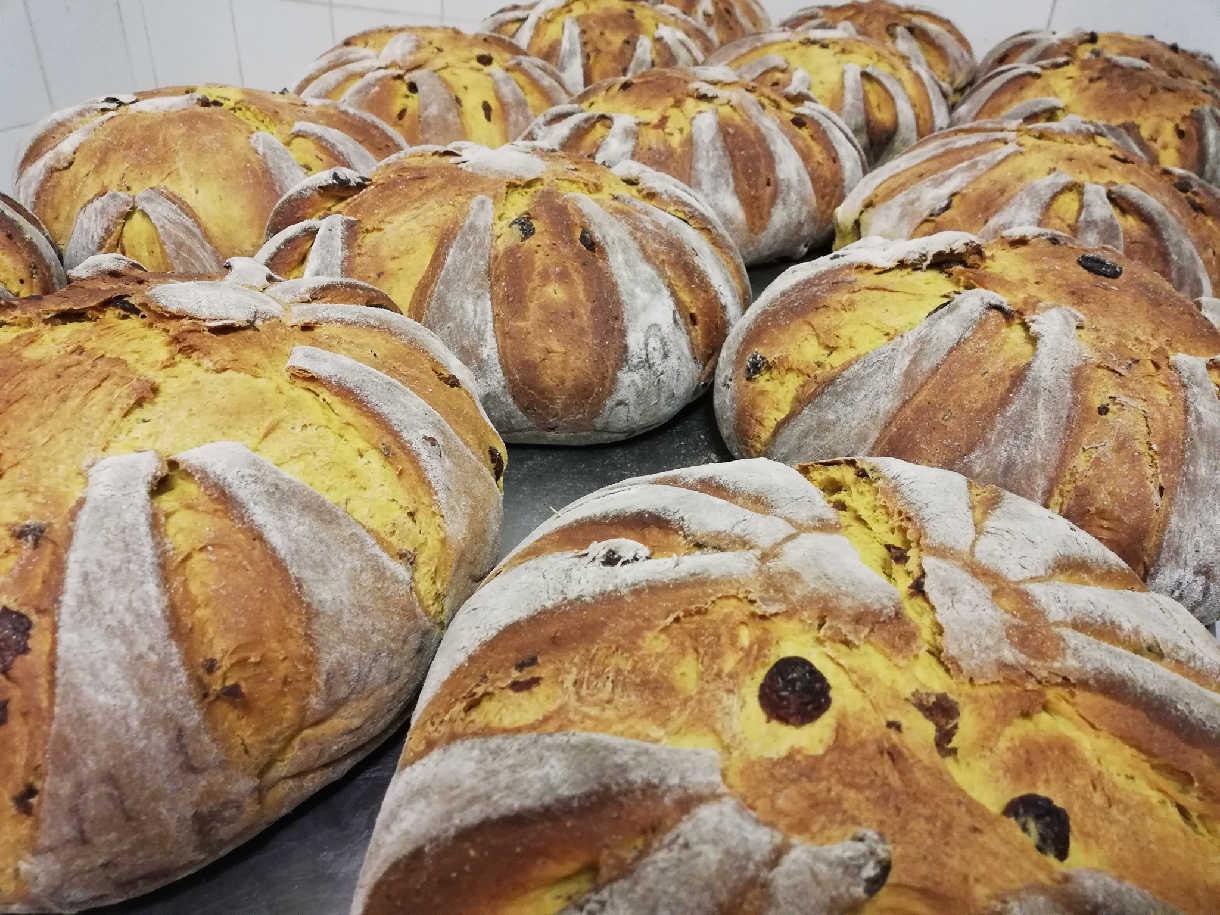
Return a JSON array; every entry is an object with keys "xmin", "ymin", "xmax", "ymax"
[
  {"xmin": 979, "ymin": 29, "xmax": 1220, "ymax": 91},
  {"xmin": 706, "ymin": 28, "xmax": 948, "ymax": 164},
  {"xmin": 353, "ymin": 457, "xmax": 1220, "ymax": 914},
  {"xmin": 523, "ymin": 66, "xmax": 866, "ymax": 265},
  {"xmin": 834, "ymin": 118, "xmax": 1220, "ymax": 298},
  {"xmin": 0, "ymin": 192, "xmax": 64, "ymax": 299},
  {"xmin": 781, "ymin": 1, "xmax": 975, "ymax": 94},
  {"xmin": 952, "ymin": 55, "xmax": 1220, "ymax": 184},
  {"xmin": 14, "ymin": 86, "xmax": 405, "ymax": 273},
  {"xmin": 715, "ymin": 231, "xmax": 1220, "ymax": 626},
  {"xmin": 482, "ymin": 0, "xmax": 716, "ymax": 92},
  {"xmin": 293, "ymin": 26, "xmax": 571, "ymax": 146},
  {"xmin": 0, "ymin": 259, "xmax": 503, "ymax": 911},
  {"xmin": 664, "ymin": 0, "xmax": 770, "ymax": 44},
  {"xmin": 257, "ymin": 142, "xmax": 749, "ymax": 444}
]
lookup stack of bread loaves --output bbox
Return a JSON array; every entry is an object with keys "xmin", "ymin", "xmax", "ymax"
[{"xmin": 1, "ymin": 1, "xmax": 1218, "ymax": 913}]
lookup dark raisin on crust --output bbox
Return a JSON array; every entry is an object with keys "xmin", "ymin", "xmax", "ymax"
[
  {"xmin": 759, "ymin": 656, "xmax": 832, "ymax": 726},
  {"xmin": 507, "ymin": 676, "xmax": 542, "ymax": 692},
  {"xmin": 218, "ymin": 683, "xmax": 246, "ymax": 701},
  {"xmin": 12, "ymin": 784, "xmax": 37, "ymax": 816},
  {"xmin": 436, "ymin": 370, "xmax": 462, "ymax": 388},
  {"xmin": 510, "ymin": 214, "xmax": 535, "ymax": 239},
  {"xmin": 1003, "ymin": 793, "xmax": 1071, "ymax": 861},
  {"xmin": 0, "ymin": 607, "xmax": 32, "ymax": 675},
  {"xmin": 488, "ymin": 447, "xmax": 505, "ymax": 482},
  {"xmin": 744, "ymin": 351, "xmax": 769, "ymax": 380},
  {"xmin": 476, "ymin": 53, "xmax": 493, "ymax": 65},
  {"xmin": 514, "ymin": 654, "xmax": 538, "ymax": 671},
  {"xmin": 0, "ymin": 699, "xmax": 8, "ymax": 726},
  {"xmin": 579, "ymin": 228, "xmax": 597, "ymax": 251},
  {"xmin": 1077, "ymin": 253, "xmax": 1122, "ymax": 278},
  {"xmin": 1098, "ymin": 403, "xmax": 1110, "ymax": 415},
  {"xmin": 11, "ymin": 521, "xmax": 47, "ymax": 547},
  {"xmin": 482, "ymin": 100, "xmax": 493, "ymax": 121},
  {"xmin": 909, "ymin": 690, "xmax": 960, "ymax": 757}
]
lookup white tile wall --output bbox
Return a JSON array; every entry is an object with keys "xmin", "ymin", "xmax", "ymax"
[{"xmin": 1, "ymin": 0, "xmax": 1218, "ymax": 195}]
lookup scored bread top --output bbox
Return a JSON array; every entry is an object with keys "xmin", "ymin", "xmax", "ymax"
[
  {"xmin": 294, "ymin": 26, "xmax": 571, "ymax": 147},
  {"xmin": 714, "ymin": 231, "xmax": 1220, "ymax": 626},
  {"xmin": 14, "ymin": 86, "xmax": 405, "ymax": 272},
  {"xmin": 524, "ymin": 66, "xmax": 866, "ymax": 265},
  {"xmin": 256, "ymin": 142, "xmax": 749, "ymax": 444},
  {"xmin": 664, "ymin": 0, "xmax": 771, "ymax": 45},
  {"xmin": 355, "ymin": 457, "xmax": 1219, "ymax": 913},
  {"xmin": 978, "ymin": 29, "xmax": 1220, "ymax": 91},
  {"xmin": 833, "ymin": 118, "xmax": 1220, "ymax": 298},
  {"xmin": 482, "ymin": 0, "xmax": 716, "ymax": 92},
  {"xmin": 706, "ymin": 28, "xmax": 949, "ymax": 164},
  {"xmin": 781, "ymin": 1, "xmax": 976, "ymax": 94},
  {"xmin": 0, "ymin": 260, "xmax": 503, "ymax": 911},
  {"xmin": 0, "ymin": 192, "xmax": 64, "ymax": 300},
  {"xmin": 952, "ymin": 54, "xmax": 1220, "ymax": 184}
]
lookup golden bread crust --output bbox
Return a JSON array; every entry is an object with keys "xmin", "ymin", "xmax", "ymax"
[
  {"xmin": 524, "ymin": 66, "xmax": 866, "ymax": 264},
  {"xmin": 14, "ymin": 86, "xmax": 405, "ymax": 272},
  {"xmin": 952, "ymin": 55, "xmax": 1220, "ymax": 183},
  {"xmin": 294, "ymin": 26, "xmax": 571, "ymax": 147},
  {"xmin": 257, "ymin": 142, "xmax": 749, "ymax": 443},
  {"xmin": 714, "ymin": 231, "xmax": 1220, "ymax": 625},
  {"xmin": 834, "ymin": 119, "xmax": 1220, "ymax": 298},
  {"xmin": 481, "ymin": 0, "xmax": 716, "ymax": 91},
  {"xmin": 0, "ymin": 192, "xmax": 64, "ymax": 299},
  {"xmin": 0, "ymin": 264, "xmax": 503, "ymax": 911},
  {"xmin": 664, "ymin": 0, "xmax": 771, "ymax": 44},
  {"xmin": 706, "ymin": 27, "xmax": 949, "ymax": 164},
  {"xmin": 354, "ymin": 457, "xmax": 1219, "ymax": 913},
  {"xmin": 781, "ymin": 1, "xmax": 975, "ymax": 93}
]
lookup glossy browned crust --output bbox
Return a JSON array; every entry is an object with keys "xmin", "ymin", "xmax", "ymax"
[
  {"xmin": 19, "ymin": 86, "xmax": 402, "ymax": 263},
  {"xmin": 723, "ymin": 234, "xmax": 1220, "ymax": 581},
  {"xmin": 262, "ymin": 146, "xmax": 747, "ymax": 436},
  {"xmin": 665, "ymin": 0, "xmax": 770, "ymax": 44},
  {"xmin": 0, "ymin": 272, "xmax": 502, "ymax": 908},
  {"xmin": 956, "ymin": 55, "xmax": 1220, "ymax": 176},
  {"xmin": 983, "ymin": 30, "xmax": 1220, "ymax": 91},
  {"xmin": 544, "ymin": 68, "xmax": 855, "ymax": 248},
  {"xmin": 399, "ymin": 459, "xmax": 1219, "ymax": 913},
  {"xmin": 837, "ymin": 122, "xmax": 1220, "ymax": 293},
  {"xmin": 782, "ymin": 0, "xmax": 975, "ymax": 90}
]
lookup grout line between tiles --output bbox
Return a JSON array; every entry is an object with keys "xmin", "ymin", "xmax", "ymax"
[
  {"xmin": 138, "ymin": 0, "xmax": 161, "ymax": 86},
  {"xmin": 229, "ymin": 0, "xmax": 246, "ymax": 85},
  {"xmin": 1046, "ymin": 0, "xmax": 1059, "ymax": 29},
  {"xmin": 19, "ymin": 0, "xmax": 55, "ymax": 109},
  {"xmin": 114, "ymin": 0, "xmax": 138, "ymax": 91}
]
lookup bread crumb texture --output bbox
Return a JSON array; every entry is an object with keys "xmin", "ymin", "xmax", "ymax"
[
  {"xmin": 716, "ymin": 231, "xmax": 1220, "ymax": 625},
  {"xmin": 357, "ymin": 458, "xmax": 1219, "ymax": 913},
  {"xmin": 0, "ymin": 268, "xmax": 502, "ymax": 910}
]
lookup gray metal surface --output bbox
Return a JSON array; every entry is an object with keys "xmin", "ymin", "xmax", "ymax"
[{"xmin": 95, "ymin": 262, "xmax": 790, "ymax": 915}]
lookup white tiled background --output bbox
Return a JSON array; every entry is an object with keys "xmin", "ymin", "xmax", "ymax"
[{"xmin": 2, "ymin": 0, "xmax": 1217, "ymax": 193}]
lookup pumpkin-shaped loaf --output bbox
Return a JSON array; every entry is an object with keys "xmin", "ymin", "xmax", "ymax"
[
  {"xmin": 293, "ymin": 26, "xmax": 571, "ymax": 147},
  {"xmin": 781, "ymin": 1, "xmax": 975, "ymax": 94},
  {"xmin": 523, "ymin": 67, "xmax": 866, "ymax": 264},
  {"xmin": 0, "ymin": 259, "xmax": 503, "ymax": 911},
  {"xmin": 0, "ymin": 192, "xmax": 64, "ymax": 299},
  {"xmin": 979, "ymin": 29, "xmax": 1220, "ymax": 91},
  {"xmin": 664, "ymin": 0, "xmax": 771, "ymax": 45},
  {"xmin": 257, "ymin": 142, "xmax": 749, "ymax": 444},
  {"xmin": 482, "ymin": 0, "xmax": 716, "ymax": 92},
  {"xmin": 14, "ymin": 86, "xmax": 405, "ymax": 273},
  {"xmin": 715, "ymin": 231, "xmax": 1220, "ymax": 626},
  {"xmin": 952, "ymin": 55, "xmax": 1220, "ymax": 184},
  {"xmin": 834, "ymin": 118, "xmax": 1220, "ymax": 298},
  {"xmin": 706, "ymin": 28, "xmax": 948, "ymax": 163},
  {"xmin": 353, "ymin": 457, "xmax": 1220, "ymax": 914}
]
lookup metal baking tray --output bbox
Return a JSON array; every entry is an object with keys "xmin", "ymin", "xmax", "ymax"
[{"xmin": 95, "ymin": 264, "xmax": 790, "ymax": 915}]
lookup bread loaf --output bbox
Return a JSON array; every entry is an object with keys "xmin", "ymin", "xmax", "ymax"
[
  {"xmin": 0, "ymin": 192, "xmax": 64, "ymax": 299},
  {"xmin": 979, "ymin": 29, "xmax": 1220, "ymax": 91},
  {"xmin": 257, "ymin": 142, "xmax": 749, "ymax": 443},
  {"xmin": 294, "ymin": 26, "xmax": 570, "ymax": 146},
  {"xmin": 483, "ymin": 0, "xmax": 715, "ymax": 92},
  {"xmin": 14, "ymin": 86, "xmax": 405, "ymax": 272},
  {"xmin": 715, "ymin": 231, "xmax": 1220, "ymax": 626},
  {"xmin": 524, "ymin": 66, "xmax": 866, "ymax": 265},
  {"xmin": 0, "ymin": 259, "xmax": 503, "ymax": 911},
  {"xmin": 354, "ymin": 457, "xmax": 1219, "ymax": 913},
  {"xmin": 664, "ymin": 0, "xmax": 771, "ymax": 44},
  {"xmin": 781, "ymin": 1, "xmax": 975, "ymax": 94},
  {"xmin": 834, "ymin": 118, "xmax": 1220, "ymax": 298},
  {"xmin": 952, "ymin": 55, "xmax": 1220, "ymax": 184},
  {"xmin": 706, "ymin": 28, "xmax": 948, "ymax": 163}
]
